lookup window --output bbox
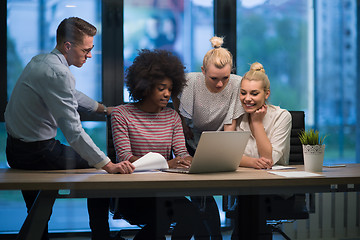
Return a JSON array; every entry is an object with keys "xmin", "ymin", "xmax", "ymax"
[
  {"xmin": 1, "ymin": 0, "xmax": 358, "ymax": 236},
  {"xmin": 7, "ymin": 0, "xmax": 102, "ymax": 101},
  {"xmin": 236, "ymin": 0, "xmax": 311, "ymax": 112},
  {"xmin": 315, "ymin": 0, "xmax": 357, "ymax": 164},
  {"xmin": 1, "ymin": 0, "xmax": 216, "ymax": 234},
  {"xmin": 0, "ymin": 123, "xmax": 7, "ymax": 168},
  {"xmin": 6, "ymin": 0, "xmax": 106, "ymax": 159},
  {"xmin": 236, "ymin": 0, "xmax": 358, "ymax": 164},
  {"xmin": 2, "ymin": 0, "xmax": 105, "ymax": 234},
  {"xmin": 123, "ymin": 0, "xmax": 214, "ymax": 102}
]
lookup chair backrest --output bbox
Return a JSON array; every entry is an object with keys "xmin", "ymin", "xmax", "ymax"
[
  {"xmin": 289, "ymin": 111, "xmax": 305, "ymax": 165},
  {"xmin": 106, "ymin": 115, "xmax": 117, "ymax": 163}
]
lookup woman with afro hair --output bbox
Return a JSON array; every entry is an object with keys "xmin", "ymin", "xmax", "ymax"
[{"xmin": 91, "ymin": 49, "xmax": 209, "ymax": 240}]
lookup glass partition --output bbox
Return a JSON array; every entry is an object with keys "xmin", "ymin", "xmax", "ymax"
[
  {"xmin": 7, "ymin": 0, "xmax": 102, "ymax": 102},
  {"xmin": 236, "ymin": 0, "xmax": 311, "ymax": 113},
  {"xmin": 236, "ymin": 0, "xmax": 358, "ymax": 164},
  {"xmin": 5, "ymin": 0, "xmax": 104, "ymax": 164},
  {"xmin": 123, "ymin": 0, "xmax": 214, "ymax": 102},
  {"xmin": 0, "ymin": 123, "xmax": 7, "ymax": 168},
  {"xmin": 314, "ymin": 0, "xmax": 357, "ymax": 163},
  {"xmin": 2, "ymin": 0, "xmax": 215, "ymax": 234},
  {"xmin": 2, "ymin": 0, "xmax": 358, "ymax": 236},
  {"xmin": 3, "ymin": 0, "xmax": 104, "ymax": 234}
]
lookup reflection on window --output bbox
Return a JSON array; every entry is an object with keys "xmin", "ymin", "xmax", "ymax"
[
  {"xmin": 123, "ymin": 0, "xmax": 214, "ymax": 102},
  {"xmin": 315, "ymin": 0, "xmax": 357, "ymax": 163},
  {"xmin": 3, "ymin": 0, "xmax": 104, "ymax": 234},
  {"xmin": 0, "ymin": 123, "xmax": 7, "ymax": 168},
  {"xmin": 236, "ymin": 0, "xmax": 358, "ymax": 164},
  {"xmin": 236, "ymin": 0, "xmax": 311, "ymax": 113},
  {"xmin": 7, "ymin": 0, "xmax": 102, "ymax": 102}
]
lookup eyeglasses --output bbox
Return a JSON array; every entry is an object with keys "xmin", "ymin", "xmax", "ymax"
[{"xmin": 68, "ymin": 42, "xmax": 94, "ymax": 55}]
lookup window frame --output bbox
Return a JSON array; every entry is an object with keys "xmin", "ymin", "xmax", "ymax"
[
  {"xmin": 102, "ymin": 0, "xmax": 124, "ymax": 108},
  {"xmin": 214, "ymin": 0, "xmax": 237, "ymax": 74},
  {"xmin": 1, "ymin": 1, "xmax": 6, "ymax": 122},
  {"xmin": 357, "ymin": 0, "xmax": 360, "ymax": 163}
]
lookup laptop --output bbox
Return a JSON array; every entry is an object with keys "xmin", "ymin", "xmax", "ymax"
[{"xmin": 164, "ymin": 131, "xmax": 250, "ymax": 174}]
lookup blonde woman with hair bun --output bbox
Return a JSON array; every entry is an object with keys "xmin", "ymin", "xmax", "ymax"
[
  {"xmin": 173, "ymin": 36, "xmax": 244, "ymax": 240},
  {"xmin": 202, "ymin": 36, "xmax": 233, "ymax": 73},
  {"xmin": 232, "ymin": 62, "xmax": 292, "ymax": 239},
  {"xmin": 236, "ymin": 62, "xmax": 291, "ymax": 169},
  {"xmin": 174, "ymin": 35, "xmax": 243, "ymax": 152}
]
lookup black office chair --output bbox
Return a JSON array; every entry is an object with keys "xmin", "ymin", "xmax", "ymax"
[
  {"xmin": 107, "ymin": 115, "xmax": 182, "ymax": 239},
  {"xmin": 106, "ymin": 115, "xmax": 120, "ymax": 218},
  {"xmin": 106, "ymin": 115, "xmax": 117, "ymax": 164},
  {"xmin": 264, "ymin": 111, "xmax": 313, "ymax": 239},
  {"xmin": 223, "ymin": 111, "xmax": 313, "ymax": 240},
  {"xmin": 106, "ymin": 115, "xmax": 146, "ymax": 237},
  {"xmin": 288, "ymin": 111, "xmax": 305, "ymax": 165}
]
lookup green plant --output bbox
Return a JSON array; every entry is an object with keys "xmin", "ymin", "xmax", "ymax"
[{"xmin": 299, "ymin": 129, "xmax": 326, "ymax": 145}]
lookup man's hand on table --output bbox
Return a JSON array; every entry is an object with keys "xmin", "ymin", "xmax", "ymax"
[{"xmin": 102, "ymin": 161, "xmax": 135, "ymax": 174}]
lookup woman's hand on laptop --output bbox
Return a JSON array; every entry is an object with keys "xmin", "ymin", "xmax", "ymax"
[{"xmin": 169, "ymin": 156, "xmax": 192, "ymax": 169}]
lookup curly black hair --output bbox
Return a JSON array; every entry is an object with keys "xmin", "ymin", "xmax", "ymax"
[{"xmin": 125, "ymin": 49, "xmax": 186, "ymax": 102}]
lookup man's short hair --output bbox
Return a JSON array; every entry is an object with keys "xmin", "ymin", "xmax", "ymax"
[{"xmin": 56, "ymin": 17, "xmax": 97, "ymax": 46}]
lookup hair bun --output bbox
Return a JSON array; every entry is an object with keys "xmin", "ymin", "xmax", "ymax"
[
  {"xmin": 210, "ymin": 36, "xmax": 224, "ymax": 49},
  {"xmin": 250, "ymin": 62, "xmax": 265, "ymax": 73}
]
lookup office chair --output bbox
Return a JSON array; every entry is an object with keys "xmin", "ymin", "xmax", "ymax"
[
  {"xmin": 264, "ymin": 111, "xmax": 313, "ymax": 239},
  {"xmin": 288, "ymin": 111, "xmax": 306, "ymax": 165},
  {"xmin": 223, "ymin": 111, "xmax": 313, "ymax": 240},
  {"xmin": 106, "ymin": 115, "xmax": 146, "ymax": 237}
]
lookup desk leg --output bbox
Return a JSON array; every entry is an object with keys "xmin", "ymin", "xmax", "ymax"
[
  {"xmin": 232, "ymin": 195, "xmax": 272, "ymax": 240},
  {"xmin": 17, "ymin": 190, "xmax": 58, "ymax": 240}
]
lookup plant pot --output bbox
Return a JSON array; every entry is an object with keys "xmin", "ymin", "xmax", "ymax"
[{"xmin": 302, "ymin": 144, "xmax": 325, "ymax": 172}]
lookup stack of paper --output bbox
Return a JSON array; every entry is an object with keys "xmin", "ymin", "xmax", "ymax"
[
  {"xmin": 268, "ymin": 171, "xmax": 322, "ymax": 178},
  {"xmin": 132, "ymin": 152, "xmax": 169, "ymax": 172}
]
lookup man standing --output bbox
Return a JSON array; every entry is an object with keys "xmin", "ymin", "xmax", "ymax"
[{"xmin": 5, "ymin": 17, "xmax": 134, "ymax": 240}]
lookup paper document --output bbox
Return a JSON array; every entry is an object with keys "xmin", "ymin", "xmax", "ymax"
[
  {"xmin": 268, "ymin": 171, "xmax": 322, "ymax": 178},
  {"xmin": 270, "ymin": 165, "xmax": 296, "ymax": 170},
  {"xmin": 132, "ymin": 152, "xmax": 169, "ymax": 172}
]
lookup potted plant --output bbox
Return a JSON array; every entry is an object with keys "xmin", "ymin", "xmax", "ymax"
[{"xmin": 299, "ymin": 129, "xmax": 326, "ymax": 172}]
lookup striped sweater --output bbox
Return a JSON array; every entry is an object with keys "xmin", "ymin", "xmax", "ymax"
[{"xmin": 111, "ymin": 103, "xmax": 190, "ymax": 162}]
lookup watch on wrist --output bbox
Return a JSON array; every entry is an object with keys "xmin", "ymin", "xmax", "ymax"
[{"xmin": 103, "ymin": 105, "xmax": 108, "ymax": 115}]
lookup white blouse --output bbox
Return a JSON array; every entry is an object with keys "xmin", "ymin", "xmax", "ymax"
[{"xmin": 236, "ymin": 105, "xmax": 291, "ymax": 165}]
